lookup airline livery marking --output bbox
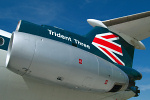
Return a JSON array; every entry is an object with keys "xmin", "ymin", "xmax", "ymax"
[
  {"xmin": 48, "ymin": 29, "xmax": 90, "ymax": 49},
  {"xmin": 92, "ymin": 33, "xmax": 125, "ymax": 66}
]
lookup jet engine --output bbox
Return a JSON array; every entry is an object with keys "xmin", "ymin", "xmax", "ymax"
[{"xmin": 6, "ymin": 31, "xmax": 129, "ymax": 93}]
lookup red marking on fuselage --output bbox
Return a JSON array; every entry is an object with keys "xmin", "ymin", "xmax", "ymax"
[
  {"xmin": 104, "ymin": 80, "xmax": 108, "ymax": 84},
  {"xmin": 79, "ymin": 59, "xmax": 82, "ymax": 64}
]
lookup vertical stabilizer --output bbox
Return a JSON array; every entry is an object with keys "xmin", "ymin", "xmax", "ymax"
[{"xmin": 86, "ymin": 25, "xmax": 134, "ymax": 67}]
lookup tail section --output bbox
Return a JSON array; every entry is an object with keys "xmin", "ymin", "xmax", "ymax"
[
  {"xmin": 86, "ymin": 11, "xmax": 150, "ymax": 68},
  {"xmin": 86, "ymin": 26, "xmax": 134, "ymax": 67}
]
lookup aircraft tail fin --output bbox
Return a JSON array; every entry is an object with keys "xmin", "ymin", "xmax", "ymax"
[
  {"xmin": 86, "ymin": 25, "xmax": 135, "ymax": 67},
  {"xmin": 86, "ymin": 12, "xmax": 150, "ymax": 67}
]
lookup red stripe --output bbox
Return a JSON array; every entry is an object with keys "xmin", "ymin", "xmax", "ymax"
[
  {"xmin": 99, "ymin": 46, "xmax": 124, "ymax": 66},
  {"xmin": 93, "ymin": 37, "xmax": 122, "ymax": 53},
  {"xmin": 101, "ymin": 34, "xmax": 118, "ymax": 39}
]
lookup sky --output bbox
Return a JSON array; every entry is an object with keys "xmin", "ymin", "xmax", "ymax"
[{"xmin": 0, "ymin": 0, "xmax": 150, "ymax": 100}]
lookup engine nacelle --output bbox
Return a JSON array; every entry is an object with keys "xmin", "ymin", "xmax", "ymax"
[{"xmin": 6, "ymin": 31, "xmax": 129, "ymax": 92}]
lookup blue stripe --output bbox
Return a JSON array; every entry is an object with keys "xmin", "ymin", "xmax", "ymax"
[{"xmin": 0, "ymin": 36, "xmax": 10, "ymax": 51}]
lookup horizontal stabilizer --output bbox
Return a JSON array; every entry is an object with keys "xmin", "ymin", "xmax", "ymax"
[{"xmin": 103, "ymin": 11, "xmax": 150, "ymax": 41}]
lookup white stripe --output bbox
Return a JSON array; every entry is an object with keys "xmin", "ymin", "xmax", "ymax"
[{"xmin": 0, "ymin": 29, "xmax": 11, "ymax": 38}]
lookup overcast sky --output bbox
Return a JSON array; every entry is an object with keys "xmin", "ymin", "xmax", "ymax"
[{"xmin": 0, "ymin": 0, "xmax": 150, "ymax": 100}]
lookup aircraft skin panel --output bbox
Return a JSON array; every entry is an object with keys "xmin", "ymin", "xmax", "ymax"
[
  {"xmin": 7, "ymin": 32, "xmax": 130, "ymax": 92},
  {"xmin": 0, "ymin": 66, "xmax": 134, "ymax": 100},
  {"xmin": 0, "ymin": 50, "xmax": 7, "ymax": 67}
]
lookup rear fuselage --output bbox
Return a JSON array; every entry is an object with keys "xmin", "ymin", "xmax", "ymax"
[{"xmin": 0, "ymin": 20, "xmax": 141, "ymax": 94}]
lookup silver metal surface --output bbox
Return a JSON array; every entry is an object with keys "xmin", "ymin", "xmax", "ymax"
[{"xmin": 6, "ymin": 31, "xmax": 129, "ymax": 92}]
